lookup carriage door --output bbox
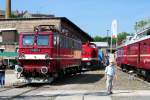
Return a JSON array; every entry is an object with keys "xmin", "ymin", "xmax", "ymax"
[
  {"xmin": 53, "ymin": 33, "xmax": 60, "ymax": 69},
  {"xmin": 138, "ymin": 43, "xmax": 140, "ymax": 68},
  {"xmin": 57, "ymin": 34, "xmax": 60, "ymax": 68}
]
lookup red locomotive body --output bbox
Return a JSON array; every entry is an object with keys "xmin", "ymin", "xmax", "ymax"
[
  {"xmin": 117, "ymin": 27, "xmax": 150, "ymax": 80},
  {"xmin": 81, "ymin": 42, "xmax": 99, "ymax": 69},
  {"xmin": 17, "ymin": 25, "xmax": 82, "ymax": 83}
]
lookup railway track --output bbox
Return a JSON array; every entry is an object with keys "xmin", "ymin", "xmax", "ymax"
[
  {"xmin": 118, "ymin": 68, "xmax": 150, "ymax": 84},
  {"xmin": 0, "ymin": 83, "xmax": 46, "ymax": 100}
]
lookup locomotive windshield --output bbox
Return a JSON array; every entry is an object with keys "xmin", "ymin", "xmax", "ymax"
[
  {"xmin": 89, "ymin": 44, "xmax": 96, "ymax": 48},
  {"xmin": 37, "ymin": 35, "xmax": 49, "ymax": 46},
  {"xmin": 23, "ymin": 35, "xmax": 34, "ymax": 45},
  {"xmin": 22, "ymin": 34, "xmax": 49, "ymax": 46}
]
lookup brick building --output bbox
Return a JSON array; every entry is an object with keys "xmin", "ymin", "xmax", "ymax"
[{"xmin": 0, "ymin": 17, "xmax": 93, "ymax": 67}]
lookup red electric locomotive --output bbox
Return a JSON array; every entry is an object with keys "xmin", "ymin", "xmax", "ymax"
[
  {"xmin": 81, "ymin": 42, "xmax": 99, "ymax": 69},
  {"xmin": 16, "ymin": 25, "xmax": 82, "ymax": 83},
  {"xmin": 117, "ymin": 27, "xmax": 150, "ymax": 80}
]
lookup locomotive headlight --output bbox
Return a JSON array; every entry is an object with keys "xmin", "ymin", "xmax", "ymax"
[
  {"xmin": 15, "ymin": 65, "xmax": 23, "ymax": 73},
  {"xmin": 41, "ymin": 67, "xmax": 48, "ymax": 74},
  {"xmin": 87, "ymin": 62, "xmax": 91, "ymax": 66},
  {"xmin": 45, "ymin": 53, "xmax": 50, "ymax": 59}
]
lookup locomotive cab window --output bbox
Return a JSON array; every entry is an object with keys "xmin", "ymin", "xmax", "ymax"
[
  {"xmin": 23, "ymin": 35, "xmax": 34, "ymax": 46},
  {"xmin": 37, "ymin": 35, "xmax": 49, "ymax": 46},
  {"xmin": 89, "ymin": 44, "xmax": 96, "ymax": 48}
]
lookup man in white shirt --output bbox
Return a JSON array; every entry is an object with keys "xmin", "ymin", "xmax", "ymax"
[{"xmin": 105, "ymin": 59, "xmax": 117, "ymax": 95}]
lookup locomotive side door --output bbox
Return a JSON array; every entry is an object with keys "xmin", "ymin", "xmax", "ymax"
[
  {"xmin": 53, "ymin": 33, "xmax": 60, "ymax": 70},
  {"xmin": 56, "ymin": 34, "xmax": 60, "ymax": 69},
  {"xmin": 138, "ymin": 42, "xmax": 141, "ymax": 68}
]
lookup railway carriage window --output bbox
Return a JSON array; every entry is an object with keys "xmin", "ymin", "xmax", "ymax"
[
  {"xmin": 147, "ymin": 30, "xmax": 150, "ymax": 35},
  {"xmin": 23, "ymin": 35, "xmax": 34, "ymax": 45},
  {"xmin": 62, "ymin": 36, "xmax": 65, "ymax": 48},
  {"xmin": 53, "ymin": 34, "xmax": 57, "ymax": 47},
  {"xmin": 37, "ymin": 35, "xmax": 49, "ymax": 46},
  {"xmin": 60, "ymin": 35, "xmax": 63, "ymax": 48},
  {"xmin": 69, "ymin": 38, "xmax": 72, "ymax": 48},
  {"xmin": 72, "ymin": 40, "xmax": 74, "ymax": 48},
  {"xmin": 57, "ymin": 35, "xmax": 60, "ymax": 46},
  {"xmin": 64, "ymin": 37, "xmax": 67, "ymax": 48},
  {"xmin": 68, "ymin": 38, "xmax": 70, "ymax": 48},
  {"xmin": 76, "ymin": 42, "xmax": 80, "ymax": 49},
  {"xmin": 77, "ymin": 42, "xmax": 79, "ymax": 49},
  {"xmin": 67, "ymin": 38, "xmax": 69, "ymax": 48},
  {"xmin": 74, "ymin": 42, "xmax": 77, "ymax": 49},
  {"xmin": 66, "ymin": 37, "xmax": 69, "ymax": 48},
  {"xmin": 79, "ymin": 42, "xmax": 82, "ymax": 49}
]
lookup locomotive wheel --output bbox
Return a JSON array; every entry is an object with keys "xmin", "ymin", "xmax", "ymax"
[
  {"xmin": 121, "ymin": 64, "xmax": 126, "ymax": 72},
  {"xmin": 77, "ymin": 66, "xmax": 82, "ymax": 73},
  {"xmin": 58, "ymin": 70, "xmax": 65, "ymax": 78},
  {"xmin": 146, "ymin": 71, "xmax": 150, "ymax": 82}
]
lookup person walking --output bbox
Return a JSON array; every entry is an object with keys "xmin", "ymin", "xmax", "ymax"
[
  {"xmin": 105, "ymin": 59, "xmax": 117, "ymax": 95},
  {"xmin": 0, "ymin": 58, "xmax": 5, "ymax": 87}
]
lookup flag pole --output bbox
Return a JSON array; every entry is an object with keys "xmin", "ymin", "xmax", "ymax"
[
  {"xmin": 110, "ymin": 33, "xmax": 112, "ymax": 53},
  {"xmin": 116, "ymin": 36, "xmax": 118, "ymax": 50}
]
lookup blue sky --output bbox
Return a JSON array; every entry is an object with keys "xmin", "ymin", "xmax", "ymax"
[{"xmin": 0, "ymin": 0, "xmax": 150, "ymax": 37}]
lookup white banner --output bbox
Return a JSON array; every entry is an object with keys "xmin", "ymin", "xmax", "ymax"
[{"xmin": 111, "ymin": 19, "xmax": 118, "ymax": 38}]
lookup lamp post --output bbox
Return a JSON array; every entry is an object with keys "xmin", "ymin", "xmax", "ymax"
[{"xmin": 106, "ymin": 29, "xmax": 109, "ymax": 43}]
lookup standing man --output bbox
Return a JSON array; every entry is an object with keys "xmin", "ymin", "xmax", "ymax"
[
  {"xmin": 0, "ymin": 58, "xmax": 5, "ymax": 87},
  {"xmin": 105, "ymin": 59, "xmax": 117, "ymax": 95}
]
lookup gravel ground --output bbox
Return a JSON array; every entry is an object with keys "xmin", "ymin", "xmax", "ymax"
[
  {"xmin": 4, "ymin": 69, "xmax": 150, "ymax": 90},
  {"xmin": 38, "ymin": 69, "xmax": 150, "ymax": 91},
  {"xmin": 1, "ymin": 69, "xmax": 150, "ymax": 100}
]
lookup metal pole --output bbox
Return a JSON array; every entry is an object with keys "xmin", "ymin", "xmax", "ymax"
[
  {"xmin": 106, "ymin": 30, "xmax": 109, "ymax": 43},
  {"xmin": 110, "ymin": 34, "xmax": 112, "ymax": 53},
  {"xmin": 116, "ymin": 36, "xmax": 118, "ymax": 50}
]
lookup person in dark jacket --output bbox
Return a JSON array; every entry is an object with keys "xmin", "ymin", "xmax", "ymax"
[{"xmin": 0, "ymin": 58, "xmax": 5, "ymax": 87}]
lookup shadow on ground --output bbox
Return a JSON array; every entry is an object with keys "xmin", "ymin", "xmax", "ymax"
[{"xmin": 52, "ymin": 72, "xmax": 104, "ymax": 85}]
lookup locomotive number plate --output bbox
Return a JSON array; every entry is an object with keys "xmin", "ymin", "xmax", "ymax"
[{"xmin": 30, "ymin": 48, "xmax": 40, "ymax": 52}]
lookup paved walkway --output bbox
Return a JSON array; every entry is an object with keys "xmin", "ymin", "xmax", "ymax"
[
  {"xmin": 5, "ymin": 70, "xmax": 24, "ymax": 86},
  {"xmin": 35, "ymin": 90, "xmax": 150, "ymax": 100}
]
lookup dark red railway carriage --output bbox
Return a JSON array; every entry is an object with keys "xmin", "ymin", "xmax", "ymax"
[
  {"xmin": 16, "ymin": 25, "xmax": 82, "ymax": 83},
  {"xmin": 117, "ymin": 27, "xmax": 150, "ymax": 80}
]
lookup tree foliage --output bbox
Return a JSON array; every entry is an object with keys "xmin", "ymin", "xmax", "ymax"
[
  {"xmin": 93, "ymin": 32, "xmax": 130, "ymax": 45},
  {"xmin": 134, "ymin": 19, "xmax": 150, "ymax": 31},
  {"xmin": 117, "ymin": 32, "xmax": 130, "ymax": 42}
]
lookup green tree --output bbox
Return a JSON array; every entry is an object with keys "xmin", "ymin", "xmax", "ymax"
[
  {"xmin": 135, "ymin": 19, "xmax": 150, "ymax": 31},
  {"xmin": 94, "ymin": 36, "xmax": 103, "ymax": 42},
  {"xmin": 93, "ymin": 32, "xmax": 130, "ymax": 45},
  {"xmin": 117, "ymin": 32, "xmax": 130, "ymax": 42}
]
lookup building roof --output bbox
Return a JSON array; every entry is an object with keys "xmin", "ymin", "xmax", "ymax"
[
  {"xmin": 0, "ymin": 17, "xmax": 93, "ymax": 42},
  {"xmin": 91, "ymin": 42, "xmax": 109, "ymax": 48},
  {"xmin": 22, "ymin": 12, "xmax": 55, "ymax": 18},
  {"xmin": 60, "ymin": 17, "xmax": 93, "ymax": 41},
  {"xmin": 0, "ymin": 10, "xmax": 5, "ymax": 15}
]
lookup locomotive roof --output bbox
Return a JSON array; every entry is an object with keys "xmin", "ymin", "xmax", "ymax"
[
  {"xmin": 118, "ymin": 26, "xmax": 150, "ymax": 48},
  {"xmin": 0, "ymin": 17, "xmax": 93, "ymax": 42}
]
